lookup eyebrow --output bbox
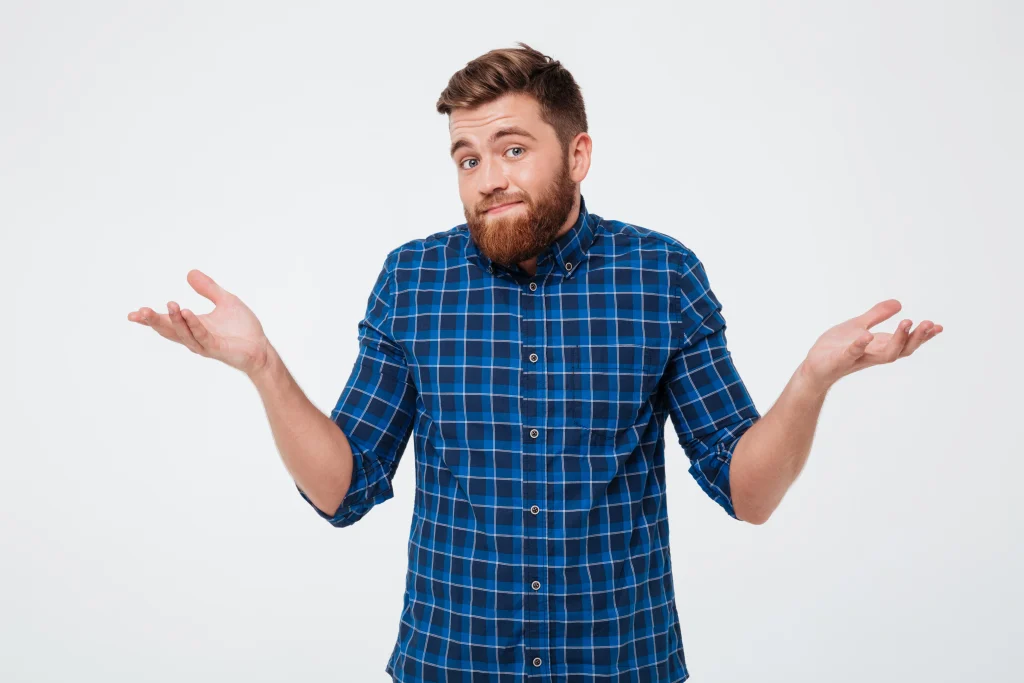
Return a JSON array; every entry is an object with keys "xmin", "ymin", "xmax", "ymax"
[{"xmin": 450, "ymin": 126, "xmax": 538, "ymax": 158}]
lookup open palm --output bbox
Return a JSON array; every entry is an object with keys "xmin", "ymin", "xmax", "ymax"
[
  {"xmin": 127, "ymin": 269, "xmax": 271, "ymax": 376},
  {"xmin": 802, "ymin": 298, "xmax": 943, "ymax": 390}
]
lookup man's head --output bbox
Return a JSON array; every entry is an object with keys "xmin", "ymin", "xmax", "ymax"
[{"xmin": 437, "ymin": 43, "xmax": 592, "ymax": 270}]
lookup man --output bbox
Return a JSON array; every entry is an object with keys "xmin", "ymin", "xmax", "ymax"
[{"xmin": 128, "ymin": 42, "xmax": 942, "ymax": 682}]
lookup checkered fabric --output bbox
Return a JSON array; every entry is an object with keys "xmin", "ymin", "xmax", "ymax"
[{"xmin": 296, "ymin": 194, "xmax": 761, "ymax": 682}]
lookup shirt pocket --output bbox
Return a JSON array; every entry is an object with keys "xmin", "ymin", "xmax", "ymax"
[{"xmin": 572, "ymin": 344, "xmax": 662, "ymax": 447}]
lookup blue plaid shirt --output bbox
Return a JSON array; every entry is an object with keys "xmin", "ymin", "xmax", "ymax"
[{"xmin": 297, "ymin": 194, "xmax": 761, "ymax": 681}]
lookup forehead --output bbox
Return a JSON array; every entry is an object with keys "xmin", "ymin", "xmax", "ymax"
[{"xmin": 448, "ymin": 92, "xmax": 547, "ymax": 140}]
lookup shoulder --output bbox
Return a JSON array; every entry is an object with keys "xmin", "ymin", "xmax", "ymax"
[
  {"xmin": 594, "ymin": 216, "xmax": 703, "ymax": 276},
  {"xmin": 597, "ymin": 218, "xmax": 727, "ymax": 344},
  {"xmin": 596, "ymin": 216, "xmax": 695, "ymax": 255},
  {"xmin": 381, "ymin": 224, "xmax": 468, "ymax": 273}
]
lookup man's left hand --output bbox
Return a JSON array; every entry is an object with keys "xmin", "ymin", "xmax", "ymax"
[{"xmin": 799, "ymin": 298, "xmax": 942, "ymax": 393}]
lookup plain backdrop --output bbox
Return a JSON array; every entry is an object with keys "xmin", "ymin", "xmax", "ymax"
[{"xmin": 1, "ymin": 1, "xmax": 1021, "ymax": 681}]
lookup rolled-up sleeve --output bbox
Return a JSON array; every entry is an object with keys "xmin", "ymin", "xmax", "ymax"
[
  {"xmin": 664, "ymin": 248, "xmax": 761, "ymax": 520},
  {"xmin": 296, "ymin": 249, "xmax": 417, "ymax": 527}
]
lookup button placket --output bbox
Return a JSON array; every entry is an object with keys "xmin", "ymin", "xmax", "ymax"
[{"xmin": 520, "ymin": 274, "xmax": 550, "ymax": 670}]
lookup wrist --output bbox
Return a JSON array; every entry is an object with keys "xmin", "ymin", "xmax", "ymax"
[
  {"xmin": 247, "ymin": 340, "xmax": 280, "ymax": 388},
  {"xmin": 796, "ymin": 358, "xmax": 832, "ymax": 400}
]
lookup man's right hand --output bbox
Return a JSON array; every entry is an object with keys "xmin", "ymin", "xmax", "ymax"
[{"xmin": 127, "ymin": 269, "xmax": 272, "ymax": 378}]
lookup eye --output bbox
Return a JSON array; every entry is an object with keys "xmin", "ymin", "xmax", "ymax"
[{"xmin": 458, "ymin": 147, "xmax": 525, "ymax": 171}]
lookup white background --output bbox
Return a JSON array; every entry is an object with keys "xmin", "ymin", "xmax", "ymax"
[{"xmin": 2, "ymin": 1, "xmax": 1020, "ymax": 681}]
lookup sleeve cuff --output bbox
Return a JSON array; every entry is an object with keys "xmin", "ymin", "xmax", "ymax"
[
  {"xmin": 294, "ymin": 439, "xmax": 396, "ymax": 527},
  {"xmin": 687, "ymin": 440, "xmax": 739, "ymax": 519}
]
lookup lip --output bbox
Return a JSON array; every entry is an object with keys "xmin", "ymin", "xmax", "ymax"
[{"xmin": 485, "ymin": 201, "xmax": 523, "ymax": 214}]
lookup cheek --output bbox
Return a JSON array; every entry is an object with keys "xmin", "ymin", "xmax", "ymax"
[
  {"xmin": 510, "ymin": 163, "xmax": 540, "ymax": 189},
  {"xmin": 516, "ymin": 159, "xmax": 560, "ymax": 198},
  {"xmin": 456, "ymin": 180, "xmax": 474, "ymax": 208}
]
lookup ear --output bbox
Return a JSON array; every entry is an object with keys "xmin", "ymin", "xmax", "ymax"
[{"xmin": 568, "ymin": 133, "xmax": 592, "ymax": 183}]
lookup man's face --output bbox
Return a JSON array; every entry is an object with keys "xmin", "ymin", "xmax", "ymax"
[{"xmin": 449, "ymin": 92, "xmax": 584, "ymax": 270}]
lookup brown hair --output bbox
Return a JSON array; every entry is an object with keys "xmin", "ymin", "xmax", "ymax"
[{"xmin": 436, "ymin": 42, "xmax": 588, "ymax": 156}]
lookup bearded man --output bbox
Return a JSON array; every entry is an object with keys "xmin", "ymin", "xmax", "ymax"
[{"xmin": 129, "ymin": 42, "xmax": 942, "ymax": 682}]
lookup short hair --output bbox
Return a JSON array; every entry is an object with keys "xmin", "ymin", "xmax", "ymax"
[{"xmin": 436, "ymin": 42, "xmax": 588, "ymax": 155}]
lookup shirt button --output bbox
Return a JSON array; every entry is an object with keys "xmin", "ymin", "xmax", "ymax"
[
  {"xmin": 531, "ymin": 580, "xmax": 541, "ymax": 591},
  {"xmin": 529, "ymin": 353, "xmax": 538, "ymax": 363},
  {"xmin": 529, "ymin": 428, "xmax": 539, "ymax": 439},
  {"xmin": 533, "ymin": 657, "xmax": 542, "ymax": 667},
  {"xmin": 564, "ymin": 261, "xmax": 573, "ymax": 271},
  {"xmin": 530, "ymin": 505, "xmax": 540, "ymax": 515},
  {"xmin": 529, "ymin": 281, "xmax": 537, "ymax": 291}
]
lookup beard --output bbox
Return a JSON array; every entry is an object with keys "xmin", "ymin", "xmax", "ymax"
[{"xmin": 464, "ymin": 158, "xmax": 578, "ymax": 270}]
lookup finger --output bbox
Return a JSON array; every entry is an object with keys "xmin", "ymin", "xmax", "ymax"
[
  {"xmin": 879, "ymin": 318, "xmax": 913, "ymax": 362},
  {"xmin": 917, "ymin": 323, "xmax": 943, "ymax": 344},
  {"xmin": 128, "ymin": 308, "xmax": 160, "ymax": 325},
  {"xmin": 187, "ymin": 269, "xmax": 231, "ymax": 306},
  {"xmin": 845, "ymin": 331, "xmax": 874, "ymax": 362},
  {"xmin": 132, "ymin": 307, "xmax": 179, "ymax": 341},
  {"xmin": 899, "ymin": 321, "xmax": 934, "ymax": 357},
  {"xmin": 167, "ymin": 301, "xmax": 206, "ymax": 354},
  {"xmin": 180, "ymin": 308, "xmax": 216, "ymax": 351},
  {"xmin": 855, "ymin": 299, "xmax": 902, "ymax": 330}
]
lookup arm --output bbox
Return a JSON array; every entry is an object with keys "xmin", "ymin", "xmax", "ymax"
[
  {"xmin": 292, "ymin": 250, "xmax": 417, "ymax": 527},
  {"xmin": 728, "ymin": 361, "xmax": 827, "ymax": 525},
  {"xmin": 249, "ymin": 344, "xmax": 356, "ymax": 517},
  {"xmin": 664, "ymin": 249, "xmax": 762, "ymax": 522},
  {"xmin": 129, "ymin": 269, "xmax": 354, "ymax": 515},
  {"xmin": 247, "ymin": 247, "xmax": 418, "ymax": 525},
  {"xmin": 256, "ymin": 250, "xmax": 417, "ymax": 526},
  {"xmin": 127, "ymin": 253, "xmax": 416, "ymax": 529},
  {"xmin": 729, "ymin": 299, "xmax": 943, "ymax": 525}
]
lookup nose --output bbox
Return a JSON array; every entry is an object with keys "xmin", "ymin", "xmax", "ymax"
[{"xmin": 477, "ymin": 157, "xmax": 508, "ymax": 196}]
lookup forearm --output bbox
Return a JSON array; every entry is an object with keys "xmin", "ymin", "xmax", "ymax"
[
  {"xmin": 730, "ymin": 360, "xmax": 830, "ymax": 524},
  {"xmin": 249, "ymin": 343, "xmax": 354, "ymax": 515}
]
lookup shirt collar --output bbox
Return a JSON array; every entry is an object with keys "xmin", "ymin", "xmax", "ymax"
[{"xmin": 464, "ymin": 193, "xmax": 597, "ymax": 280}]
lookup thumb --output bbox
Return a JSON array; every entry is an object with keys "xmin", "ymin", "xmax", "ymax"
[
  {"xmin": 844, "ymin": 332, "xmax": 873, "ymax": 362},
  {"xmin": 187, "ymin": 269, "xmax": 230, "ymax": 305}
]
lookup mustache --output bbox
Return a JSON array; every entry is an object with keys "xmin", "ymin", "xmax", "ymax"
[{"xmin": 480, "ymin": 196, "xmax": 528, "ymax": 213}]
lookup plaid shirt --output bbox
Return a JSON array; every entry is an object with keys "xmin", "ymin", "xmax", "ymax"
[{"xmin": 297, "ymin": 194, "xmax": 761, "ymax": 682}]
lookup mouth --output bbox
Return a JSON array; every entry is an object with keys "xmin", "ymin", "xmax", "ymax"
[{"xmin": 485, "ymin": 201, "xmax": 523, "ymax": 215}]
